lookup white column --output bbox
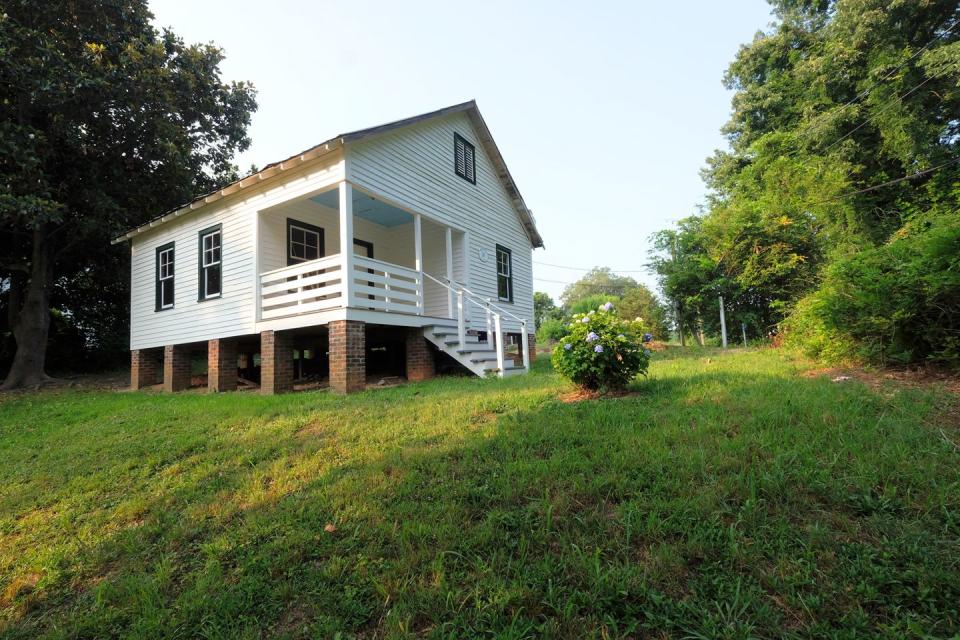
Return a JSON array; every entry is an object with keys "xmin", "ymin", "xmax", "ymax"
[
  {"xmin": 445, "ymin": 226, "xmax": 454, "ymax": 318},
  {"xmin": 521, "ymin": 321, "xmax": 530, "ymax": 372},
  {"xmin": 494, "ymin": 313, "xmax": 505, "ymax": 377},
  {"xmin": 413, "ymin": 213, "xmax": 423, "ymax": 314},
  {"xmin": 339, "ymin": 182, "xmax": 354, "ymax": 306}
]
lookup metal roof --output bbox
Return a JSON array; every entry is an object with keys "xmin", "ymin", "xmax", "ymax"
[{"xmin": 112, "ymin": 100, "xmax": 543, "ymax": 248}]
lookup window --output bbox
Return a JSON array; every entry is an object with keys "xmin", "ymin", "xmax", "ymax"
[
  {"xmin": 286, "ymin": 218, "xmax": 324, "ymax": 265},
  {"xmin": 454, "ymin": 133, "xmax": 476, "ymax": 184},
  {"xmin": 198, "ymin": 225, "xmax": 222, "ymax": 301},
  {"xmin": 496, "ymin": 244, "xmax": 513, "ymax": 302},
  {"xmin": 155, "ymin": 242, "xmax": 175, "ymax": 311}
]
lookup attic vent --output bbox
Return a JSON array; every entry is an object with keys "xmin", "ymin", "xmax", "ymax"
[{"xmin": 454, "ymin": 133, "xmax": 476, "ymax": 184}]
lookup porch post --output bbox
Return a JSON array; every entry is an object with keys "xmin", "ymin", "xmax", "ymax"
[
  {"xmin": 414, "ymin": 213, "xmax": 423, "ymax": 314},
  {"xmin": 339, "ymin": 181, "xmax": 355, "ymax": 307},
  {"xmin": 445, "ymin": 226, "xmax": 454, "ymax": 317}
]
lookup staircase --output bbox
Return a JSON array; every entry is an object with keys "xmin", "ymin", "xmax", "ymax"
[
  {"xmin": 419, "ymin": 272, "xmax": 530, "ymax": 379},
  {"xmin": 423, "ymin": 324, "xmax": 527, "ymax": 378}
]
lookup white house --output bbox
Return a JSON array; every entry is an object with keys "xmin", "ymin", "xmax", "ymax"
[{"xmin": 114, "ymin": 101, "xmax": 544, "ymax": 394}]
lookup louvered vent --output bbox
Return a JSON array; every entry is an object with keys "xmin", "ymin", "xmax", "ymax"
[{"xmin": 453, "ymin": 133, "xmax": 476, "ymax": 184}]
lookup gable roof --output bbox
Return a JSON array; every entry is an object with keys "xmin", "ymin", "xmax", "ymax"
[{"xmin": 112, "ymin": 100, "xmax": 543, "ymax": 248}]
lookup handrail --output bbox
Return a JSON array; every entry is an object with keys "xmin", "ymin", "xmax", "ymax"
[
  {"xmin": 422, "ymin": 271, "xmax": 529, "ymax": 375},
  {"xmin": 422, "ymin": 272, "xmax": 524, "ymax": 324}
]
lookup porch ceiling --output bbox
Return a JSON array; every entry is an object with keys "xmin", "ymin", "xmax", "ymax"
[{"xmin": 310, "ymin": 190, "xmax": 413, "ymax": 228}]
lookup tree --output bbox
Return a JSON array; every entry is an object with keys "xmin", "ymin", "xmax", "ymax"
[
  {"xmin": 618, "ymin": 286, "xmax": 670, "ymax": 340},
  {"xmin": 533, "ymin": 291, "xmax": 561, "ymax": 330},
  {"xmin": 651, "ymin": 1, "xmax": 960, "ymax": 360},
  {"xmin": 0, "ymin": 3, "xmax": 257, "ymax": 388},
  {"xmin": 560, "ymin": 268, "xmax": 638, "ymax": 309}
]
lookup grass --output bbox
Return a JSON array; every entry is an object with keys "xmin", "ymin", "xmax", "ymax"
[{"xmin": 1, "ymin": 347, "xmax": 959, "ymax": 638}]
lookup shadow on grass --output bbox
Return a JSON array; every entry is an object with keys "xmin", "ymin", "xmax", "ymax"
[{"xmin": 1, "ymin": 354, "xmax": 959, "ymax": 638}]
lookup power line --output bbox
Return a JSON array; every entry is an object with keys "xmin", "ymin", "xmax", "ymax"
[
  {"xmin": 810, "ymin": 156, "xmax": 960, "ymax": 205},
  {"xmin": 533, "ymin": 276, "xmax": 635, "ymax": 288},
  {"xmin": 820, "ymin": 16, "xmax": 958, "ymax": 120},
  {"xmin": 785, "ymin": 16, "xmax": 958, "ymax": 158},
  {"xmin": 534, "ymin": 261, "xmax": 648, "ymax": 273}
]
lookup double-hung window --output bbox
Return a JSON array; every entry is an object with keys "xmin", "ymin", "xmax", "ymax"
[
  {"xmin": 496, "ymin": 244, "xmax": 513, "ymax": 303},
  {"xmin": 198, "ymin": 225, "xmax": 222, "ymax": 300},
  {"xmin": 155, "ymin": 242, "xmax": 175, "ymax": 311},
  {"xmin": 454, "ymin": 133, "xmax": 476, "ymax": 184}
]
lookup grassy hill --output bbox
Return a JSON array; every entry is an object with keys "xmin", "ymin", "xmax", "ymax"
[{"xmin": 1, "ymin": 349, "xmax": 958, "ymax": 638}]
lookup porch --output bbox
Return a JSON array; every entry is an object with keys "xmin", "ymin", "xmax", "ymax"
[{"xmin": 256, "ymin": 181, "xmax": 467, "ymax": 324}]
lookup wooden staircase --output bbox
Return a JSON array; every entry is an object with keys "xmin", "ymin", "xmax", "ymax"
[{"xmin": 423, "ymin": 324, "xmax": 527, "ymax": 378}]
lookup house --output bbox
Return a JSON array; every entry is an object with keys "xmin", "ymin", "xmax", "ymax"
[{"xmin": 114, "ymin": 100, "xmax": 544, "ymax": 394}]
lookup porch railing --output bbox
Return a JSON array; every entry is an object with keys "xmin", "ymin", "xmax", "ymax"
[
  {"xmin": 260, "ymin": 255, "xmax": 342, "ymax": 320},
  {"xmin": 350, "ymin": 256, "xmax": 423, "ymax": 314},
  {"xmin": 422, "ymin": 272, "xmax": 530, "ymax": 375}
]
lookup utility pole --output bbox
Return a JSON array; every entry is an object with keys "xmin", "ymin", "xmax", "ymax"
[
  {"xmin": 741, "ymin": 322, "xmax": 748, "ymax": 347},
  {"xmin": 719, "ymin": 295, "xmax": 727, "ymax": 348},
  {"xmin": 671, "ymin": 236, "xmax": 685, "ymax": 347}
]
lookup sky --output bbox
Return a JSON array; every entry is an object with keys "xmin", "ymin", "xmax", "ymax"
[{"xmin": 149, "ymin": 0, "xmax": 774, "ymax": 301}]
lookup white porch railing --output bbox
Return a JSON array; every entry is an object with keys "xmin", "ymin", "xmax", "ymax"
[
  {"xmin": 260, "ymin": 255, "xmax": 342, "ymax": 320},
  {"xmin": 422, "ymin": 272, "xmax": 530, "ymax": 375},
  {"xmin": 351, "ymin": 256, "xmax": 423, "ymax": 314},
  {"xmin": 259, "ymin": 254, "xmax": 424, "ymax": 320}
]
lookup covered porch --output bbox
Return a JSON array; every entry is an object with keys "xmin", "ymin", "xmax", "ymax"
[{"xmin": 256, "ymin": 181, "xmax": 467, "ymax": 325}]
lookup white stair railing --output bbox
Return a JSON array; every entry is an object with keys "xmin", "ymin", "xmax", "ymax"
[{"xmin": 422, "ymin": 272, "xmax": 529, "ymax": 376}]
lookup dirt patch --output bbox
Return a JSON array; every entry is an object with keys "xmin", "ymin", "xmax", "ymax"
[
  {"xmin": 0, "ymin": 371, "xmax": 128, "ymax": 397},
  {"xmin": 559, "ymin": 388, "xmax": 641, "ymax": 403},
  {"xmin": 800, "ymin": 365, "xmax": 960, "ymax": 395}
]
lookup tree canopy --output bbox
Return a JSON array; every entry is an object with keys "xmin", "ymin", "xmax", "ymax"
[
  {"xmin": 651, "ymin": 0, "xmax": 960, "ymax": 362},
  {"xmin": 0, "ymin": 1, "xmax": 257, "ymax": 387}
]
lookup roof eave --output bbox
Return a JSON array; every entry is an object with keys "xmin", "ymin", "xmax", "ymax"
[{"xmin": 111, "ymin": 140, "xmax": 343, "ymax": 244}]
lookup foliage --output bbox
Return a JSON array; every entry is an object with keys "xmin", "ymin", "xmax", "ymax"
[
  {"xmin": 568, "ymin": 293, "xmax": 619, "ymax": 316},
  {"xmin": 650, "ymin": 1, "xmax": 960, "ymax": 364},
  {"xmin": 0, "ymin": 2, "xmax": 257, "ymax": 386},
  {"xmin": 559, "ymin": 267, "xmax": 637, "ymax": 308},
  {"xmin": 535, "ymin": 317, "xmax": 569, "ymax": 344},
  {"xmin": 785, "ymin": 210, "xmax": 960, "ymax": 367},
  {"xmin": 551, "ymin": 303, "xmax": 649, "ymax": 391},
  {"xmin": 618, "ymin": 286, "xmax": 670, "ymax": 340},
  {"xmin": 533, "ymin": 291, "xmax": 563, "ymax": 330},
  {"xmin": 2, "ymin": 350, "xmax": 959, "ymax": 637}
]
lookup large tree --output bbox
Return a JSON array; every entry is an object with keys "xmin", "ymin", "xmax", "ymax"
[
  {"xmin": 652, "ymin": 0, "xmax": 960, "ymax": 357},
  {"xmin": 0, "ymin": 2, "xmax": 257, "ymax": 388},
  {"xmin": 559, "ymin": 267, "xmax": 638, "ymax": 308}
]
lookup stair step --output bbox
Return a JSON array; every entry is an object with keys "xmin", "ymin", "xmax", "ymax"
[{"xmin": 443, "ymin": 338, "xmax": 479, "ymax": 346}]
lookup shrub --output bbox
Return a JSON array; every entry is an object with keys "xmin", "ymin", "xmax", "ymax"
[
  {"xmin": 551, "ymin": 302, "xmax": 650, "ymax": 391},
  {"xmin": 783, "ymin": 212, "xmax": 960, "ymax": 368},
  {"xmin": 536, "ymin": 317, "xmax": 569, "ymax": 344},
  {"xmin": 568, "ymin": 294, "xmax": 619, "ymax": 316}
]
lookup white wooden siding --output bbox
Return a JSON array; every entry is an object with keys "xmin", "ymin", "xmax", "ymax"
[
  {"xmin": 347, "ymin": 112, "xmax": 535, "ymax": 332},
  {"xmin": 129, "ymin": 155, "xmax": 344, "ymax": 350}
]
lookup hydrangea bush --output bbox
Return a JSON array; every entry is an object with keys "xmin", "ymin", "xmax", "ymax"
[{"xmin": 551, "ymin": 302, "xmax": 650, "ymax": 391}]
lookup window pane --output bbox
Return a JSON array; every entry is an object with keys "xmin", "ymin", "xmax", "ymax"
[
  {"xmin": 291, "ymin": 243, "xmax": 304, "ymax": 259},
  {"xmin": 292, "ymin": 228, "xmax": 304, "ymax": 244},
  {"xmin": 162, "ymin": 279, "xmax": 174, "ymax": 307},
  {"xmin": 498, "ymin": 276, "xmax": 508, "ymax": 300},
  {"xmin": 212, "ymin": 247, "xmax": 220, "ymax": 263},
  {"xmin": 206, "ymin": 265, "xmax": 221, "ymax": 296},
  {"xmin": 305, "ymin": 245, "xmax": 318, "ymax": 260}
]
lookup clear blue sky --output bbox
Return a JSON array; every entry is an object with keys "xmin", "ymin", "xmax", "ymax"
[{"xmin": 150, "ymin": 0, "xmax": 774, "ymax": 300}]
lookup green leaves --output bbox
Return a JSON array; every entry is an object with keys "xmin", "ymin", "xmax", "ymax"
[{"xmin": 551, "ymin": 306, "xmax": 650, "ymax": 391}]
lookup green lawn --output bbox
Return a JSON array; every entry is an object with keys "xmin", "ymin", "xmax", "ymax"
[{"xmin": 1, "ymin": 348, "xmax": 959, "ymax": 639}]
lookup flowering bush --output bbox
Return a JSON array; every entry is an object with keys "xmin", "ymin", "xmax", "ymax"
[{"xmin": 551, "ymin": 303, "xmax": 650, "ymax": 391}]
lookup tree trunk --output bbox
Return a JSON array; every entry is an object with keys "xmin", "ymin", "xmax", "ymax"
[{"xmin": 2, "ymin": 228, "xmax": 53, "ymax": 390}]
